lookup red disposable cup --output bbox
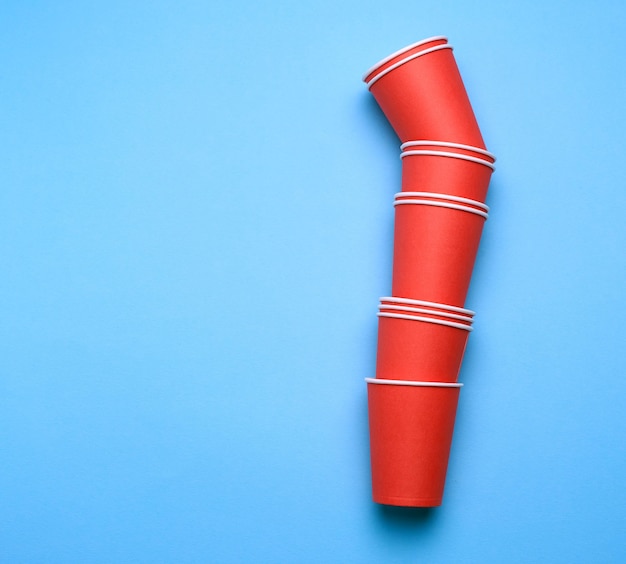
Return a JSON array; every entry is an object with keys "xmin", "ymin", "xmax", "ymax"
[
  {"xmin": 375, "ymin": 309, "xmax": 471, "ymax": 382},
  {"xmin": 363, "ymin": 37, "xmax": 485, "ymax": 147},
  {"xmin": 379, "ymin": 296, "xmax": 475, "ymax": 317},
  {"xmin": 400, "ymin": 145, "xmax": 495, "ymax": 203},
  {"xmin": 366, "ymin": 378, "xmax": 462, "ymax": 507},
  {"xmin": 391, "ymin": 198, "xmax": 487, "ymax": 305}
]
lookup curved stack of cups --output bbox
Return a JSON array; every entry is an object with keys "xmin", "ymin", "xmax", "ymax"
[{"xmin": 363, "ymin": 36, "xmax": 496, "ymax": 507}]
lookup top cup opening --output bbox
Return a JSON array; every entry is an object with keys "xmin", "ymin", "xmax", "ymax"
[{"xmin": 362, "ymin": 36, "xmax": 448, "ymax": 84}]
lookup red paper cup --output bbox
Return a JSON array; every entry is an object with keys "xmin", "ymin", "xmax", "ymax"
[
  {"xmin": 375, "ymin": 310, "xmax": 471, "ymax": 382},
  {"xmin": 363, "ymin": 37, "xmax": 485, "ymax": 147},
  {"xmin": 379, "ymin": 296, "xmax": 475, "ymax": 317},
  {"xmin": 391, "ymin": 198, "xmax": 487, "ymax": 305},
  {"xmin": 366, "ymin": 378, "xmax": 462, "ymax": 507},
  {"xmin": 400, "ymin": 145, "xmax": 495, "ymax": 203}
]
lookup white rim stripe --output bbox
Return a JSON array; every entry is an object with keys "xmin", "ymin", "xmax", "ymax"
[
  {"xmin": 395, "ymin": 191, "xmax": 489, "ymax": 211},
  {"xmin": 366, "ymin": 44, "xmax": 454, "ymax": 89},
  {"xmin": 401, "ymin": 149, "xmax": 496, "ymax": 171},
  {"xmin": 377, "ymin": 312, "xmax": 473, "ymax": 331},
  {"xmin": 379, "ymin": 304, "xmax": 473, "ymax": 323},
  {"xmin": 365, "ymin": 377, "xmax": 463, "ymax": 388},
  {"xmin": 380, "ymin": 296, "xmax": 475, "ymax": 316},
  {"xmin": 362, "ymin": 36, "xmax": 448, "ymax": 82},
  {"xmin": 394, "ymin": 198, "xmax": 488, "ymax": 219},
  {"xmin": 400, "ymin": 140, "xmax": 496, "ymax": 162}
]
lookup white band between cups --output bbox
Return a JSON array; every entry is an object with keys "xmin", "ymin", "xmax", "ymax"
[
  {"xmin": 395, "ymin": 191, "xmax": 489, "ymax": 211},
  {"xmin": 365, "ymin": 377, "xmax": 463, "ymax": 388},
  {"xmin": 377, "ymin": 311, "xmax": 473, "ymax": 331},
  {"xmin": 379, "ymin": 304, "xmax": 473, "ymax": 323},
  {"xmin": 400, "ymin": 140, "xmax": 496, "ymax": 162},
  {"xmin": 394, "ymin": 198, "xmax": 488, "ymax": 219},
  {"xmin": 400, "ymin": 149, "xmax": 496, "ymax": 171},
  {"xmin": 380, "ymin": 296, "xmax": 475, "ymax": 316}
]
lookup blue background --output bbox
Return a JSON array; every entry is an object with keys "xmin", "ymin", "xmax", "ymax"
[{"xmin": 2, "ymin": 1, "xmax": 625, "ymax": 562}]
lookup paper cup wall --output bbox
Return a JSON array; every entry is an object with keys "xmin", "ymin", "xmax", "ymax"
[{"xmin": 366, "ymin": 379, "xmax": 462, "ymax": 507}]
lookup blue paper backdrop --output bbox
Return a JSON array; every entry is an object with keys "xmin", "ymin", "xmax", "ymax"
[{"xmin": 2, "ymin": 1, "xmax": 626, "ymax": 562}]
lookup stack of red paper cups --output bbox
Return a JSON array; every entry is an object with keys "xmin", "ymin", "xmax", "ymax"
[{"xmin": 363, "ymin": 36, "xmax": 496, "ymax": 507}]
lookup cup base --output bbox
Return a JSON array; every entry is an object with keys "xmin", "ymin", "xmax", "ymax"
[{"xmin": 373, "ymin": 494, "xmax": 442, "ymax": 507}]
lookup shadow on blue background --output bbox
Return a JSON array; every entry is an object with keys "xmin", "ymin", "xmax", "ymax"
[{"xmin": 375, "ymin": 505, "xmax": 436, "ymax": 528}]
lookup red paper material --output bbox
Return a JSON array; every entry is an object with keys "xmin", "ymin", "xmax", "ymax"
[
  {"xmin": 400, "ymin": 146, "xmax": 494, "ymax": 203},
  {"xmin": 365, "ymin": 41, "xmax": 485, "ymax": 147},
  {"xmin": 375, "ymin": 310, "xmax": 470, "ymax": 382},
  {"xmin": 391, "ymin": 199, "xmax": 486, "ymax": 306},
  {"xmin": 363, "ymin": 37, "xmax": 495, "ymax": 508},
  {"xmin": 367, "ymin": 380, "xmax": 460, "ymax": 507}
]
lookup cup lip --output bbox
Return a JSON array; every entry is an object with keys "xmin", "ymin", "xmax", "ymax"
[
  {"xmin": 401, "ymin": 149, "xmax": 496, "ymax": 171},
  {"xmin": 365, "ymin": 43, "xmax": 454, "ymax": 89},
  {"xmin": 395, "ymin": 191, "xmax": 489, "ymax": 211},
  {"xmin": 394, "ymin": 198, "xmax": 489, "ymax": 220},
  {"xmin": 378, "ymin": 304, "xmax": 473, "ymax": 323},
  {"xmin": 362, "ymin": 35, "xmax": 448, "ymax": 82},
  {"xmin": 380, "ymin": 296, "xmax": 475, "ymax": 316},
  {"xmin": 378, "ymin": 311, "xmax": 473, "ymax": 332},
  {"xmin": 400, "ymin": 140, "xmax": 496, "ymax": 162},
  {"xmin": 366, "ymin": 377, "xmax": 463, "ymax": 388}
]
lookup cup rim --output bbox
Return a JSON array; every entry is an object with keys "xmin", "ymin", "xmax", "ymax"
[
  {"xmin": 400, "ymin": 140, "xmax": 496, "ymax": 162},
  {"xmin": 395, "ymin": 191, "xmax": 489, "ymax": 211},
  {"xmin": 379, "ymin": 304, "xmax": 473, "ymax": 323},
  {"xmin": 362, "ymin": 35, "xmax": 448, "ymax": 82},
  {"xmin": 366, "ymin": 377, "xmax": 463, "ymax": 388},
  {"xmin": 366, "ymin": 44, "xmax": 454, "ymax": 89},
  {"xmin": 400, "ymin": 149, "xmax": 496, "ymax": 171},
  {"xmin": 378, "ymin": 311, "xmax": 473, "ymax": 332},
  {"xmin": 380, "ymin": 296, "xmax": 475, "ymax": 316},
  {"xmin": 394, "ymin": 198, "xmax": 488, "ymax": 219}
]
